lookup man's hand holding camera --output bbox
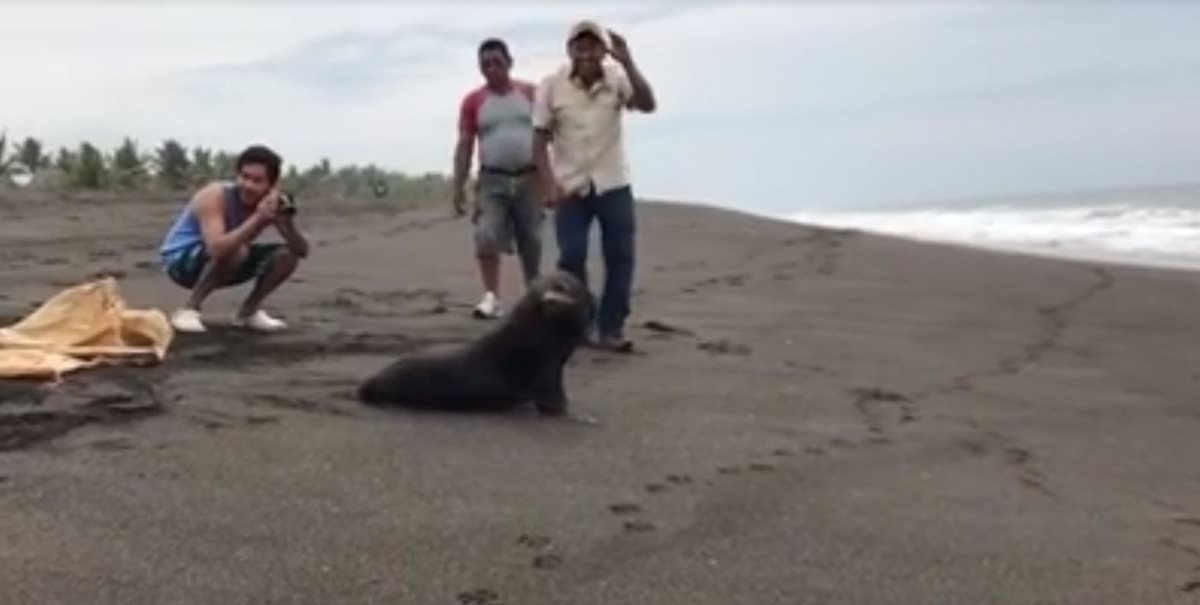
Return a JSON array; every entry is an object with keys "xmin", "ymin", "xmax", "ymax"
[
  {"xmin": 250, "ymin": 189, "xmax": 281, "ymax": 226},
  {"xmin": 276, "ymin": 191, "xmax": 298, "ymax": 218},
  {"xmin": 257, "ymin": 188, "xmax": 309, "ymax": 259}
]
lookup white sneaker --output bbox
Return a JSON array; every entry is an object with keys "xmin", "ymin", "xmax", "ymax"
[
  {"xmin": 170, "ymin": 308, "xmax": 207, "ymax": 333},
  {"xmin": 232, "ymin": 309, "xmax": 288, "ymax": 332},
  {"xmin": 472, "ymin": 291, "xmax": 502, "ymax": 319}
]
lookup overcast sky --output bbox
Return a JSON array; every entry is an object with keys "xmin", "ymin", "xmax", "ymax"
[{"xmin": 1, "ymin": 1, "xmax": 1197, "ymax": 213}]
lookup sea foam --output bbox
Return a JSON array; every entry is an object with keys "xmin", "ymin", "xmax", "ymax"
[{"xmin": 787, "ymin": 202, "xmax": 1200, "ymax": 271}]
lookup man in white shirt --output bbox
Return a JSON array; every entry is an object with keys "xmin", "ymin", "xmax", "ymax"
[{"xmin": 532, "ymin": 20, "xmax": 657, "ymax": 352}]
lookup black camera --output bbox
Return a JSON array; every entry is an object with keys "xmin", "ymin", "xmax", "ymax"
[{"xmin": 278, "ymin": 191, "xmax": 298, "ymax": 216}]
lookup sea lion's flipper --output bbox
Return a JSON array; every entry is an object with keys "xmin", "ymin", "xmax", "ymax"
[{"xmin": 531, "ymin": 363, "xmax": 568, "ymax": 416}]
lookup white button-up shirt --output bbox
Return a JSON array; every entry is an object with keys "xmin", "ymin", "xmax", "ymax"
[{"xmin": 532, "ymin": 63, "xmax": 635, "ymax": 196}]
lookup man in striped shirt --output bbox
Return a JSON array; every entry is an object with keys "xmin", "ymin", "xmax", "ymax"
[{"xmin": 452, "ymin": 38, "xmax": 543, "ymax": 319}]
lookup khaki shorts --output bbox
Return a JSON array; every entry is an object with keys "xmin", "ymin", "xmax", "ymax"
[{"xmin": 472, "ymin": 170, "xmax": 543, "ymax": 258}]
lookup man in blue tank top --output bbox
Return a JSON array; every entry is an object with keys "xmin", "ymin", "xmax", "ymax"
[{"xmin": 158, "ymin": 144, "xmax": 310, "ymax": 333}]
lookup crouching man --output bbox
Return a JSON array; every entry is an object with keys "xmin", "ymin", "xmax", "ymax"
[{"xmin": 158, "ymin": 144, "xmax": 309, "ymax": 333}]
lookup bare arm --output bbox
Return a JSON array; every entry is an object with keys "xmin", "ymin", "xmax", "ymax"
[
  {"xmin": 532, "ymin": 128, "xmax": 559, "ymax": 206},
  {"xmin": 453, "ymin": 133, "xmax": 474, "ymax": 204},
  {"xmin": 607, "ymin": 30, "xmax": 656, "ymax": 113},
  {"xmin": 620, "ymin": 59, "xmax": 656, "ymax": 113},
  {"xmin": 194, "ymin": 183, "xmax": 271, "ymax": 261},
  {"xmin": 274, "ymin": 214, "xmax": 310, "ymax": 259},
  {"xmin": 452, "ymin": 93, "xmax": 478, "ymax": 214},
  {"xmin": 530, "ymin": 77, "xmax": 563, "ymax": 207}
]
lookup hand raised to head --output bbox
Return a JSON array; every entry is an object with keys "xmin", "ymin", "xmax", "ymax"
[{"xmin": 607, "ymin": 29, "xmax": 633, "ymax": 65}]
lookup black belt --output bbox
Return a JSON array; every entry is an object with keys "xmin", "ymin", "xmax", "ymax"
[{"xmin": 480, "ymin": 165, "xmax": 535, "ymax": 176}]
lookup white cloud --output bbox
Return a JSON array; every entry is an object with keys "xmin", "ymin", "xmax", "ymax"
[{"xmin": 2, "ymin": 1, "xmax": 1199, "ymax": 211}]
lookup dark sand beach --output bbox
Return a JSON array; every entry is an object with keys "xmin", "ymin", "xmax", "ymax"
[{"xmin": 2, "ymin": 189, "xmax": 1200, "ymax": 604}]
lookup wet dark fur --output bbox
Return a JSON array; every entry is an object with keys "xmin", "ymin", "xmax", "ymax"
[{"xmin": 357, "ymin": 270, "xmax": 593, "ymax": 415}]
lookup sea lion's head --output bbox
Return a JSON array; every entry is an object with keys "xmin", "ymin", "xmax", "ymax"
[{"xmin": 523, "ymin": 270, "xmax": 593, "ymax": 333}]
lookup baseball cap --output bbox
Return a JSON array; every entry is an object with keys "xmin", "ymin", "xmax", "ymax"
[{"xmin": 568, "ymin": 19, "xmax": 609, "ymax": 49}]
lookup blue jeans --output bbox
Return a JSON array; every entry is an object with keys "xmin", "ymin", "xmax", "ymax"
[{"xmin": 554, "ymin": 184, "xmax": 636, "ymax": 338}]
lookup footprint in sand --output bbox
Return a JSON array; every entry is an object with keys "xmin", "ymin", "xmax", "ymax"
[
  {"xmin": 688, "ymin": 272, "xmax": 749, "ymax": 292},
  {"xmin": 665, "ymin": 473, "xmax": 694, "ymax": 485},
  {"xmin": 642, "ymin": 320, "xmax": 696, "ymax": 337},
  {"xmin": 850, "ymin": 386, "xmax": 918, "ymax": 440},
  {"xmin": 697, "ymin": 339, "xmax": 752, "ymax": 356},
  {"xmin": 516, "ymin": 533, "xmax": 552, "ymax": 549},
  {"xmin": 794, "ymin": 363, "xmax": 834, "ymax": 376},
  {"xmin": 1181, "ymin": 580, "xmax": 1200, "ymax": 593},
  {"xmin": 851, "ymin": 387, "xmax": 911, "ymax": 403},
  {"xmin": 532, "ymin": 554, "xmax": 563, "ymax": 570},
  {"xmin": 623, "ymin": 520, "xmax": 656, "ymax": 534},
  {"xmin": 517, "ymin": 533, "xmax": 561, "ymax": 570},
  {"xmin": 608, "ymin": 502, "xmax": 642, "ymax": 516},
  {"xmin": 457, "ymin": 588, "xmax": 503, "ymax": 605},
  {"xmin": 1004, "ymin": 447, "xmax": 1032, "ymax": 466},
  {"xmin": 1001, "ymin": 445, "xmax": 1056, "ymax": 498},
  {"xmin": 748, "ymin": 462, "xmax": 777, "ymax": 473},
  {"xmin": 645, "ymin": 483, "xmax": 669, "ymax": 494}
]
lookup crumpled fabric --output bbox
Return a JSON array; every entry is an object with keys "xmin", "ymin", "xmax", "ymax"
[{"xmin": 0, "ymin": 277, "xmax": 173, "ymax": 382}]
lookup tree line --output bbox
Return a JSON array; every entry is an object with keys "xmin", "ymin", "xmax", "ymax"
[{"xmin": 0, "ymin": 131, "xmax": 449, "ymax": 201}]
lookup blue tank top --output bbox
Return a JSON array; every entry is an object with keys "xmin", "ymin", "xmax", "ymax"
[{"xmin": 159, "ymin": 182, "xmax": 247, "ymax": 257}]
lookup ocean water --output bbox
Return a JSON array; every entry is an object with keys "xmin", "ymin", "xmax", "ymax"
[{"xmin": 785, "ymin": 187, "xmax": 1200, "ymax": 272}]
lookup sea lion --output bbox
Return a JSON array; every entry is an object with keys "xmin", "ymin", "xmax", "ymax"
[{"xmin": 357, "ymin": 269, "xmax": 593, "ymax": 417}]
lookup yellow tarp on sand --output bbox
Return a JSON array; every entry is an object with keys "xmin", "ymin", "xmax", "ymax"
[{"xmin": 0, "ymin": 277, "xmax": 173, "ymax": 381}]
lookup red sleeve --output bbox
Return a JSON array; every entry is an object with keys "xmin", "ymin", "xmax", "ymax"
[{"xmin": 458, "ymin": 88, "xmax": 484, "ymax": 137}]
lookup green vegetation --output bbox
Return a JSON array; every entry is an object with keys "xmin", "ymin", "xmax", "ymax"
[{"xmin": 0, "ymin": 130, "xmax": 449, "ymax": 203}]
